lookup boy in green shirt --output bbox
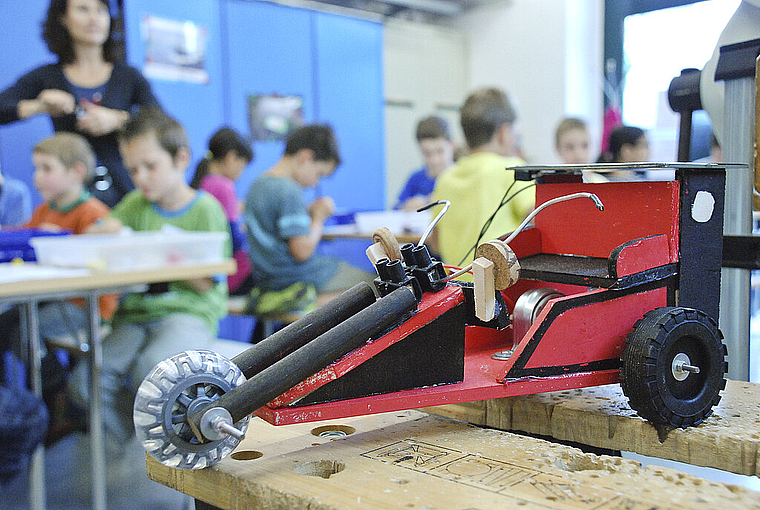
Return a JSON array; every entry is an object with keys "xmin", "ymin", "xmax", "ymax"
[{"xmin": 69, "ymin": 108, "xmax": 230, "ymax": 443}]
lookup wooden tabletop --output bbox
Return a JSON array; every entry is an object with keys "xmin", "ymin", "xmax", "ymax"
[
  {"xmin": 423, "ymin": 379, "xmax": 760, "ymax": 477},
  {"xmin": 0, "ymin": 260, "xmax": 237, "ymax": 298},
  {"xmin": 146, "ymin": 408, "xmax": 760, "ymax": 510},
  {"xmin": 322, "ymin": 225, "xmax": 421, "ymax": 245}
]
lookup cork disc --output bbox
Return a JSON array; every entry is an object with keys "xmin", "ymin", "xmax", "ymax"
[
  {"xmin": 373, "ymin": 227, "xmax": 402, "ymax": 261},
  {"xmin": 475, "ymin": 240, "xmax": 520, "ymax": 289}
]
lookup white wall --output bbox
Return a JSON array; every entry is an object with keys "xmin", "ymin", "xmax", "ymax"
[
  {"xmin": 382, "ymin": 0, "xmax": 604, "ymax": 206},
  {"xmin": 455, "ymin": 0, "xmax": 604, "ymax": 164},
  {"xmin": 564, "ymin": 0, "xmax": 605, "ymax": 152},
  {"xmin": 383, "ymin": 19, "xmax": 469, "ymax": 208}
]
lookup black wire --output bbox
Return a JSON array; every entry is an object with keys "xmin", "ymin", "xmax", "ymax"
[
  {"xmin": 493, "ymin": 182, "xmax": 535, "ymax": 239},
  {"xmin": 457, "ymin": 182, "xmax": 536, "ymax": 266},
  {"xmin": 456, "ymin": 181, "xmax": 515, "ymax": 266}
]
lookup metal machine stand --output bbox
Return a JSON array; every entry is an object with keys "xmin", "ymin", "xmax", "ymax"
[{"xmin": 715, "ymin": 39, "xmax": 760, "ymax": 381}]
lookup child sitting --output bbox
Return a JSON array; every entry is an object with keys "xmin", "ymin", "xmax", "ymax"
[
  {"xmin": 395, "ymin": 116, "xmax": 455, "ymax": 211},
  {"xmin": 0, "ymin": 132, "xmax": 114, "ymax": 439},
  {"xmin": 596, "ymin": 125, "xmax": 650, "ymax": 181},
  {"xmin": 597, "ymin": 125, "xmax": 650, "ymax": 164},
  {"xmin": 554, "ymin": 117, "xmax": 605, "ymax": 183},
  {"xmin": 26, "ymin": 133, "xmax": 111, "ymax": 234},
  {"xmin": 189, "ymin": 127, "xmax": 254, "ymax": 295},
  {"xmin": 0, "ymin": 133, "xmax": 115, "ymax": 346},
  {"xmin": 555, "ymin": 117, "xmax": 591, "ymax": 165},
  {"xmin": 0, "ymin": 160, "xmax": 32, "ymax": 227},
  {"xmin": 68, "ymin": 108, "xmax": 231, "ymax": 444},
  {"xmin": 244, "ymin": 124, "xmax": 373, "ymax": 317},
  {"xmin": 432, "ymin": 88, "xmax": 534, "ymax": 267}
]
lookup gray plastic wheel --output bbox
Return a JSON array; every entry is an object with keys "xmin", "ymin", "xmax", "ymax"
[{"xmin": 133, "ymin": 350, "xmax": 249, "ymax": 470}]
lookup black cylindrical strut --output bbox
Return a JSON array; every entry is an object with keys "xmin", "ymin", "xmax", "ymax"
[
  {"xmin": 231, "ymin": 282, "xmax": 377, "ymax": 378},
  {"xmin": 191, "ymin": 286, "xmax": 417, "ymax": 427}
]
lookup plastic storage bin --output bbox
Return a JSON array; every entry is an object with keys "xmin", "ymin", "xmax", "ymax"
[
  {"xmin": 30, "ymin": 229, "xmax": 229, "ymax": 271},
  {"xmin": 0, "ymin": 229, "xmax": 70, "ymax": 263}
]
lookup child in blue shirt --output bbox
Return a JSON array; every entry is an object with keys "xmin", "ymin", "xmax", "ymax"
[
  {"xmin": 395, "ymin": 116, "xmax": 455, "ymax": 211},
  {"xmin": 0, "ymin": 166, "xmax": 32, "ymax": 227},
  {"xmin": 244, "ymin": 125, "xmax": 373, "ymax": 316}
]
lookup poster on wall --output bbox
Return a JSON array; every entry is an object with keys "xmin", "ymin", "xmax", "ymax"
[
  {"xmin": 141, "ymin": 15, "xmax": 209, "ymax": 84},
  {"xmin": 248, "ymin": 94, "xmax": 304, "ymax": 141}
]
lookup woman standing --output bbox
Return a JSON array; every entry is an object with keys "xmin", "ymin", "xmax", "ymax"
[{"xmin": 0, "ymin": 0, "xmax": 159, "ymax": 206}]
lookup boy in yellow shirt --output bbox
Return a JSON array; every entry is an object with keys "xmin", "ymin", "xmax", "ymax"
[{"xmin": 432, "ymin": 88, "xmax": 534, "ymax": 267}]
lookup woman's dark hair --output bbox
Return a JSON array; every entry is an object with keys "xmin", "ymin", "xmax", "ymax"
[
  {"xmin": 597, "ymin": 125, "xmax": 645, "ymax": 163},
  {"xmin": 190, "ymin": 127, "xmax": 254, "ymax": 189},
  {"xmin": 43, "ymin": 0, "xmax": 120, "ymax": 64}
]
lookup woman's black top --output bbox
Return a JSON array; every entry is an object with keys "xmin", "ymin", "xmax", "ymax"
[{"xmin": 0, "ymin": 61, "xmax": 159, "ymax": 206}]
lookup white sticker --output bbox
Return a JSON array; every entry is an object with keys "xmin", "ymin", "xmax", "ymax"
[{"xmin": 691, "ymin": 191, "xmax": 715, "ymax": 223}]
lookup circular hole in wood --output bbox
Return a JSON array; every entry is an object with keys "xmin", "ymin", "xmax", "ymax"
[
  {"xmin": 230, "ymin": 450, "xmax": 263, "ymax": 461},
  {"xmin": 311, "ymin": 424, "xmax": 356, "ymax": 438},
  {"xmin": 293, "ymin": 459, "xmax": 345, "ymax": 479}
]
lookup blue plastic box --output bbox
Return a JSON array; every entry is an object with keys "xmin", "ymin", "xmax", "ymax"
[{"xmin": 0, "ymin": 229, "xmax": 69, "ymax": 263}]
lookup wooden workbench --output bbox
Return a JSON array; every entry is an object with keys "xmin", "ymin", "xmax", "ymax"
[
  {"xmin": 0, "ymin": 260, "xmax": 236, "ymax": 297},
  {"xmin": 422, "ymin": 379, "xmax": 760, "ymax": 478},
  {"xmin": 1, "ymin": 260, "xmax": 237, "ymax": 510},
  {"xmin": 147, "ymin": 397, "xmax": 760, "ymax": 509}
]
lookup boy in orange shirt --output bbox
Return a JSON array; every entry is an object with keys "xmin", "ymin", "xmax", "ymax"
[
  {"xmin": 25, "ymin": 132, "xmax": 117, "ymax": 320},
  {"xmin": 26, "ymin": 132, "xmax": 111, "ymax": 234},
  {"xmin": 0, "ymin": 133, "xmax": 115, "ymax": 439}
]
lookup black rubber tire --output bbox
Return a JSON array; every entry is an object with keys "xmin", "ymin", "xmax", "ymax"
[{"xmin": 619, "ymin": 307, "xmax": 727, "ymax": 428}]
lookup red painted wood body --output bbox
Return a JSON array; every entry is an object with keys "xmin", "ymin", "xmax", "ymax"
[
  {"xmin": 534, "ymin": 181, "xmax": 680, "ymax": 262},
  {"xmin": 253, "ymin": 178, "xmax": 682, "ymax": 427}
]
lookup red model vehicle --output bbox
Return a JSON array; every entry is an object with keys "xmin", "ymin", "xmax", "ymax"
[{"xmin": 134, "ymin": 163, "xmax": 728, "ymax": 470}]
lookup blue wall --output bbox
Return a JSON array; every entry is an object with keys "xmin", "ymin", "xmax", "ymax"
[
  {"xmin": 222, "ymin": 0, "xmax": 315, "ymax": 199},
  {"xmin": 219, "ymin": 0, "xmax": 385, "ymax": 210},
  {"xmin": 314, "ymin": 12, "xmax": 384, "ymax": 211},
  {"xmin": 0, "ymin": 0, "xmax": 384, "ymax": 213},
  {"xmin": 122, "ymin": 0, "xmax": 228, "ymax": 184},
  {"xmin": 0, "ymin": 0, "xmax": 55, "ymax": 206}
]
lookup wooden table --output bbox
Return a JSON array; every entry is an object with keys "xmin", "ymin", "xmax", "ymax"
[
  {"xmin": 422, "ymin": 379, "xmax": 760, "ymax": 477},
  {"xmin": 322, "ymin": 225, "xmax": 422, "ymax": 245},
  {"xmin": 147, "ymin": 408, "xmax": 760, "ymax": 510},
  {"xmin": 0, "ymin": 261, "xmax": 236, "ymax": 298},
  {"xmin": 0, "ymin": 260, "xmax": 236, "ymax": 510},
  {"xmin": 146, "ymin": 381, "xmax": 760, "ymax": 509}
]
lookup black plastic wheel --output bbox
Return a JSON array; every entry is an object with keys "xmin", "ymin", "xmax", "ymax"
[{"xmin": 620, "ymin": 307, "xmax": 727, "ymax": 428}]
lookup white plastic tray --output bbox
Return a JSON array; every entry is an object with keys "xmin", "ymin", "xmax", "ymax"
[{"xmin": 31, "ymin": 228, "xmax": 228, "ymax": 272}]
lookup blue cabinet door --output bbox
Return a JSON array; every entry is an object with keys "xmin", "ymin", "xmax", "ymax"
[
  {"xmin": 314, "ymin": 12, "xmax": 384, "ymax": 212},
  {"xmin": 222, "ymin": 0, "xmax": 315, "ymax": 199},
  {"xmin": 122, "ymin": 0, "xmax": 226, "ymax": 183}
]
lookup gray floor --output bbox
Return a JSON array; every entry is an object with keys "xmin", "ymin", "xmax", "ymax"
[{"xmin": 1, "ymin": 433, "xmax": 193, "ymax": 510}]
